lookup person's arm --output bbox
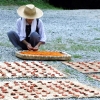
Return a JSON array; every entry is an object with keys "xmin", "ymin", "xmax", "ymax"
[
  {"xmin": 22, "ymin": 40, "xmax": 33, "ymax": 50},
  {"xmin": 16, "ymin": 18, "xmax": 21, "ymax": 36},
  {"xmin": 33, "ymin": 41, "xmax": 44, "ymax": 51},
  {"xmin": 16, "ymin": 18, "xmax": 26, "ymax": 41},
  {"xmin": 38, "ymin": 19, "xmax": 46, "ymax": 43}
]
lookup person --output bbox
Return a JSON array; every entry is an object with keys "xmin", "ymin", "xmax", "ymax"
[{"xmin": 7, "ymin": 4, "xmax": 46, "ymax": 51}]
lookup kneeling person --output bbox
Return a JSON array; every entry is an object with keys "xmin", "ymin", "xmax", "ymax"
[{"xmin": 7, "ymin": 4, "xmax": 46, "ymax": 51}]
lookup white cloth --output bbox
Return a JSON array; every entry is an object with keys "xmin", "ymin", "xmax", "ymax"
[
  {"xmin": 20, "ymin": 18, "xmax": 37, "ymax": 37},
  {"xmin": 16, "ymin": 18, "xmax": 46, "ymax": 42}
]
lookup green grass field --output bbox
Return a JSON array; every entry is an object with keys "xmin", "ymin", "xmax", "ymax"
[{"xmin": 0, "ymin": 0, "xmax": 58, "ymax": 9}]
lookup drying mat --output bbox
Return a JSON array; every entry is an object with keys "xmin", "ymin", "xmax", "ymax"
[
  {"xmin": 0, "ymin": 79, "xmax": 100, "ymax": 99},
  {"xmin": 88, "ymin": 74, "xmax": 100, "ymax": 81},
  {"xmin": 15, "ymin": 50, "xmax": 71, "ymax": 60},
  {"xmin": 62, "ymin": 61, "xmax": 100, "ymax": 73},
  {"xmin": 0, "ymin": 61, "xmax": 67, "ymax": 78}
]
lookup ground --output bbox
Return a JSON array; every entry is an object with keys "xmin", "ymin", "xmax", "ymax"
[{"xmin": 0, "ymin": 6, "xmax": 100, "ymax": 100}]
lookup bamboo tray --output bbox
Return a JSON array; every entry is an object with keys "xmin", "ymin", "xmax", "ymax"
[{"xmin": 15, "ymin": 50, "xmax": 71, "ymax": 61}]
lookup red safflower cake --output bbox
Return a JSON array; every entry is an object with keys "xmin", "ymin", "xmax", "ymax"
[{"xmin": 15, "ymin": 50, "xmax": 71, "ymax": 60}]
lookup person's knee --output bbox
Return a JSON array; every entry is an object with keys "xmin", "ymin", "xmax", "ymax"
[
  {"xmin": 30, "ymin": 32, "xmax": 40, "ymax": 39},
  {"xmin": 7, "ymin": 31, "xmax": 15, "ymax": 37}
]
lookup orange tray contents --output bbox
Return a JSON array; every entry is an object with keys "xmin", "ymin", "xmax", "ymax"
[{"xmin": 20, "ymin": 50, "xmax": 65, "ymax": 56}]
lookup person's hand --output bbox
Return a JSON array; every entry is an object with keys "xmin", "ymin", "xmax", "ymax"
[
  {"xmin": 32, "ymin": 45, "xmax": 39, "ymax": 51},
  {"xmin": 27, "ymin": 43, "xmax": 33, "ymax": 50}
]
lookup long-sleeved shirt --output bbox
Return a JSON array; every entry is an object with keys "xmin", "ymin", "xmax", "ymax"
[{"xmin": 16, "ymin": 18, "xmax": 46, "ymax": 43}]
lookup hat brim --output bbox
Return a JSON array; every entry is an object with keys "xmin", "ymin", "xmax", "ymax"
[{"xmin": 17, "ymin": 5, "xmax": 43, "ymax": 19}]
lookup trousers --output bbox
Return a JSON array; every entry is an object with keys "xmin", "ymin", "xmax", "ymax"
[{"xmin": 7, "ymin": 31, "xmax": 40, "ymax": 50}]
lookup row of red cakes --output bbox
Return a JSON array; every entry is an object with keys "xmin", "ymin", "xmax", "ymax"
[
  {"xmin": 63, "ymin": 61, "xmax": 100, "ymax": 73},
  {"xmin": 88, "ymin": 74, "xmax": 100, "ymax": 81},
  {"xmin": 0, "ymin": 61, "xmax": 66, "ymax": 78},
  {"xmin": 0, "ymin": 79, "xmax": 100, "ymax": 99}
]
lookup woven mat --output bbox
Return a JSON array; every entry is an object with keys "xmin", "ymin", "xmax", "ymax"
[
  {"xmin": 62, "ymin": 61, "xmax": 100, "ymax": 81},
  {"xmin": 0, "ymin": 79, "xmax": 100, "ymax": 99},
  {"xmin": 88, "ymin": 74, "xmax": 100, "ymax": 81},
  {"xmin": 62, "ymin": 61, "xmax": 100, "ymax": 73},
  {"xmin": 15, "ymin": 50, "xmax": 71, "ymax": 61},
  {"xmin": 0, "ymin": 61, "xmax": 67, "ymax": 78}
]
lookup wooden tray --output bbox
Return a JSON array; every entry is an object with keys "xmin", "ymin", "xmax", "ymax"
[{"xmin": 15, "ymin": 50, "xmax": 71, "ymax": 61}]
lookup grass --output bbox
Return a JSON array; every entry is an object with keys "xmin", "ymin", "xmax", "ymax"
[
  {"xmin": 94, "ymin": 38, "xmax": 100, "ymax": 40},
  {"xmin": 56, "ymin": 37, "xmax": 62, "ymax": 43},
  {"xmin": 0, "ymin": 0, "xmax": 59, "ymax": 9},
  {"xmin": 67, "ymin": 40, "xmax": 100, "ymax": 52},
  {"xmin": 40, "ymin": 43, "xmax": 67, "ymax": 51},
  {"xmin": 70, "ymin": 44, "xmax": 86, "ymax": 51},
  {"xmin": 86, "ymin": 76, "xmax": 94, "ymax": 81},
  {"xmin": 0, "ymin": 42, "xmax": 12, "ymax": 47},
  {"xmin": 65, "ymin": 69, "xmax": 73, "ymax": 74},
  {"xmin": 93, "ymin": 28, "xmax": 100, "ymax": 32},
  {"xmin": 40, "ymin": 36, "xmax": 100, "ymax": 60},
  {"xmin": 73, "ymin": 54, "xmax": 82, "ymax": 58}
]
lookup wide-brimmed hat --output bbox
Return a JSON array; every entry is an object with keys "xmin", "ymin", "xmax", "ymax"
[{"xmin": 17, "ymin": 4, "xmax": 43, "ymax": 19}]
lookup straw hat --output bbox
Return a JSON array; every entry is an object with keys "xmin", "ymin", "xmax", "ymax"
[{"xmin": 17, "ymin": 4, "xmax": 43, "ymax": 19}]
